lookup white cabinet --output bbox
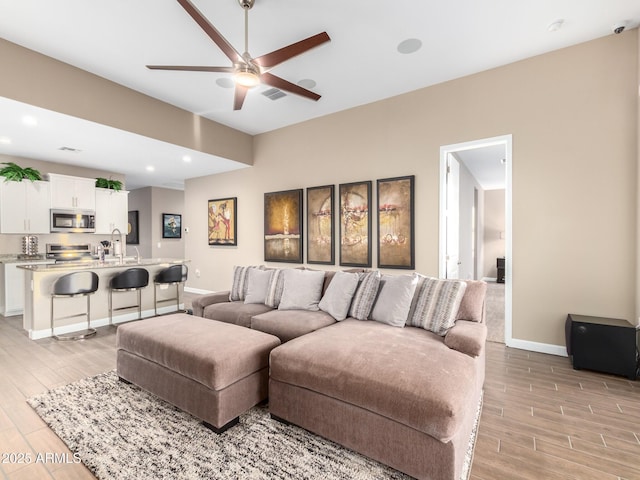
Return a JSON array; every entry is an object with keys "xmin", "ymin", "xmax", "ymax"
[
  {"xmin": 0, "ymin": 260, "xmax": 54, "ymax": 316},
  {"xmin": 94, "ymin": 188, "xmax": 129, "ymax": 234},
  {"xmin": 0, "ymin": 179, "xmax": 50, "ymax": 233},
  {"xmin": 47, "ymin": 173, "xmax": 96, "ymax": 210}
]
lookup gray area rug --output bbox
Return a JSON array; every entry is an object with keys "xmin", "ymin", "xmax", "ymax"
[{"xmin": 28, "ymin": 371, "xmax": 479, "ymax": 480}]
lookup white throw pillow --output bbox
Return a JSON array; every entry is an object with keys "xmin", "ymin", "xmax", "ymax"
[
  {"xmin": 318, "ymin": 271, "xmax": 360, "ymax": 320},
  {"xmin": 278, "ymin": 269, "xmax": 326, "ymax": 311},
  {"xmin": 369, "ymin": 273, "xmax": 419, "ymax": 327},
  {"xmin": 244, "ymin": 268, "xmax": 274, "ymax": 304}
]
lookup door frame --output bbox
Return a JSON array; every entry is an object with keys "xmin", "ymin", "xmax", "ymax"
[{"xmin": 439, "ymin": 134, "xmax": 513, "ymax": 345}]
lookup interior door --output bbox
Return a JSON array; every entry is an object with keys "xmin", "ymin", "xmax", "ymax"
[{"xmin": 446, "ymin": 154, "xmax": 460, "ymax": 279}]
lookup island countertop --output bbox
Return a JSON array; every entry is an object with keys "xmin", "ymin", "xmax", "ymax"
[
  {"xmin": 21, "ymin": 258, "xmax": 190, "ymax": 340},
  {"xmin": 18, "ymin": 257, "xmax": 188, "ymax": 272}
]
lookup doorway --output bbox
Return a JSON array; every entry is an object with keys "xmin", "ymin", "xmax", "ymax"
[{"xmin": 439, "ymin": 134, "xmax": 512, "ymax": 345}]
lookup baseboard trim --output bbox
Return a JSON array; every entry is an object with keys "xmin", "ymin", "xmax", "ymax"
[
  {"xmin": 185, "ymin": 287, "xmax": 215, "ymax": 295},
  {"xmin": 506, "ymin": 337, "xmax": 568, "ymax": 357}
]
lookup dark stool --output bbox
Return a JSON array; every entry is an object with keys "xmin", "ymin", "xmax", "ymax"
[
  {"xmin": 50, "ymin": 271, "xmax": 99, "ymax": 341},
  {"xmin": 154, "ymin": 264, "xmax": 188, "ymax": 315},
  {"xmin": 109, "ymin": 268, "xmax": 149, "ymax": 324}
]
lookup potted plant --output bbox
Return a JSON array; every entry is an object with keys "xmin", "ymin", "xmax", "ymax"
[
  {"xmin": 0, "ymin": 162, "xmax": 42, "ymax": 182},
  {"xmin": 95, "ymin": 177, "xmax": 123, "ymax": 191}
]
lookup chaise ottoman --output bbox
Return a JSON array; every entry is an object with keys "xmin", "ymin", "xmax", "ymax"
[{"xmin": 116, "ymin": 313, "xmax": 281, "ymax": 433}]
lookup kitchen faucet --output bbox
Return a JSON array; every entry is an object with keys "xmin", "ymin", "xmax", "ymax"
[{"xmin": 111, "ymin": 228, "xmax": 123, "ymax": 263}]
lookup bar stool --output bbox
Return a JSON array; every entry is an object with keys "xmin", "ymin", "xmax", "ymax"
[
  {"xmin": 50, "ymin": 271, "xmax": 99, "ymax": 341},
  {"xmin": 109, "ymin": 268, "xmax": 149, "ymax": 324},
  {"xmin": 153, "ymin": 264, "xmax": 188, "ymax": 315}
]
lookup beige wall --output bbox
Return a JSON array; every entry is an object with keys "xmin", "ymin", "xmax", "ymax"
[
  {"xmin": 0, "ymin": 38, "xmax": 253, "ymax": 165},
  {"xmin": 483, "ymin": 189, "xmax": 505, "ymax": 279},
  {"xmin": 185, "ymin": 31, "xmax": 638, "ymax": 349}
]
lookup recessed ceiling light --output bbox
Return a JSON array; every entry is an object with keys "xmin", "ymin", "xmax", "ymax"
[
  {"xmin": 0, "ymin": 136, "xmax": 11, "ymax": 145},
  {"xmin": 22, "ymin": 115, "xmax": 38, "ymax": 126},
  {"xmin": 547, "ymin": 19, "xmax": 564, "ymax": 32},
  {"xmin": 182, "ymin": 155, "xmax": 192, "ymax": 163},
  {"xmin": 216, "ymin": 78, "xmax": 234, "ymax": 89},
  {"xmin": 146, "ymin": 166, "xmax": 155, "ymax": 172},
  {"xmin": 397, "ymin": 38, "xmax": 422, "ymax": 54},
  {"xmin": 297, "ymin": 78, "xmax": 317, "ymax": 89}
]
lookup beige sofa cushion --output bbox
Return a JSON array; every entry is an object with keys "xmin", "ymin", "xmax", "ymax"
[
  {"xmin": 203, "ymin": 300, "xmax": 273, "ymax": 328},
  {"xmin": 456, "ymin": 280, "xmax": 487, "ymax": 322},
  {"xmin": 369, "ymin": 273, "xmax": 418, "ymax": 327},
  {"xmin": 269, "ymin": 319, "xmax": 481, "ymax": 442},
  {"xmin": 251, "ymin": 309, "xmax": 336, "ymax": 343},
  {"xmin": 407, "ymin": 276, "xmax": 467, "ymax": 335}
]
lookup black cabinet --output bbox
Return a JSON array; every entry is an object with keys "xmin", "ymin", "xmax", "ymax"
[
  {"xmin": 566, "ymin": 314, "xmax": 639, "ymax": 380},
  {"xmin": 496, "ymin": 257, "xmax": 505, "ymax": 283}
]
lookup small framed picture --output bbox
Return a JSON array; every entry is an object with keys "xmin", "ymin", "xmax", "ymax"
[
  {"xmin": 162, "ymin": 213, "xmax": 182, "ymax": 239},
  {"xmin": 126, "ymin": 210, "xmax": 139, "ymax": 245},
  {"xmin": 208, "ymin": 197, "xmax": 237, "ymax": 246}
]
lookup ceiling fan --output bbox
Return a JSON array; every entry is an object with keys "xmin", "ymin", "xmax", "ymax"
[{"xmin": 147, "ymin": 0, "xmax": 331, "ymax": 110}]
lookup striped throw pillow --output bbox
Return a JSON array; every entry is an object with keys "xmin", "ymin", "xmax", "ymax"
[
  {"xmin": 229, "ymin": 265, "xmax": 259, "ymax": 301},
  {"xmin": 264, "ymin": 268, "xmax": 285, "ymax": 308},
  {"xmin": 348, "ymin": 271, "xmax": 381, "ymax": 320},
  {"xmin": 407, "ymin": 276, "xmax": 467, "ymax": 335}
]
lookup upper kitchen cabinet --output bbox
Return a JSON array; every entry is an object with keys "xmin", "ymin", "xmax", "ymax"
[
  {"xmin": 94, "ymin": 188, "xmax": 128, "ymax": 234},
  {"xmin": 0, "ymin": 178, "xmax": 50, "ymax": 233},
  {"xmin": 47, "ymin": 173, "xmax": 96, "ymax": 210}
]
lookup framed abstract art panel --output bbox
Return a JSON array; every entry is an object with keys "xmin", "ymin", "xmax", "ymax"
[
  {"xmin": 307, "ymin": 185, "xmax": 334, "ymax": 265},
  {"xmin": 264, "ymin": 189, "xmax": 303, "ymax": 263},
  {"xmin": 377, "ymin": 175, "xmax": 415, "ymax": 269},
  {"xmin": 338, "ymin": 181, "xmax": 371, "ymax": 267}
]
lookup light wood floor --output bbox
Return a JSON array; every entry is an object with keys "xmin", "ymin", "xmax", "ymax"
[{"xmin": 0, "ymin": 301, "xmax": 638, "ymax": 479}]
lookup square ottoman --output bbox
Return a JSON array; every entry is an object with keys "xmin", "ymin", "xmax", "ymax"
[{"xmin": 116, "ymin": 313, "xmax": 281, "ymax": 433}]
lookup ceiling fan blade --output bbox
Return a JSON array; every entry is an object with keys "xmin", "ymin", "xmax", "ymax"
[
  {"xmin": 261, "ymin": 73, "xmax": 321, "ymax": 101},
  {"xmin": 234, "ymin": 85, "xmax": 249, "ymax": 110},
  {"xmin": 146, "ymin": 65, "xmax": 234, "ymax": 73},
  {"xmin": 254, "ymin": 32, "xmax": 330, "ymax": 68},
  {"xmin": 176, "ymin": 0, "xmax": 243, "ymax": 63}
]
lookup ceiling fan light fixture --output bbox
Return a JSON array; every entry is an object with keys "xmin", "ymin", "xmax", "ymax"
[{"xmin": 233, "ymin": 64, "xmax": 260, "ymax": 88}]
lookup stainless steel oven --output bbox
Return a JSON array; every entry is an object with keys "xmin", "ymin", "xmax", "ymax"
[{"xmin": 50, "ymin": 209, "xmax": 96, "ymax": 233}]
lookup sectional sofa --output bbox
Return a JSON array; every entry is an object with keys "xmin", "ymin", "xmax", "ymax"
[{"xmin": 192, "ymin": 266, "xmax": 487, "ymax": 480}]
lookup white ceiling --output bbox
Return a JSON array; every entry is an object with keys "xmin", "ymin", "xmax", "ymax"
[
  {"xmin": 0, "ymin": 0, "xmax": 638, "ymax": 189},
  {"xmin": 455, "ymin": 145, "xmax": 506, "ymax": 190}
]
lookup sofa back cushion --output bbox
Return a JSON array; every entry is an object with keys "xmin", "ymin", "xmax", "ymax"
[
  {"xmin": 407, "ymin": 276, "xmax": 467, "ymax": 336},
  {"xmin": 456, "ymin": 280, "xmax": 487, "ymax": 322},
  {"xmin": 278, "ymin": 269, "xmax": 326, "ymax": 311},
  {"xmin": 244, "ymin": 268, "xmax": 274, "ymax": 304},
  {"xmin": 318, "ymin": 271, "xmax": 360, "ymax": 321},
  {"xmin": 369, "ymin": 273, "xmax": 419, "ymax": 327},
  {"xmin": 348, "ymin": 271, "xmax": 381, "ymax": 320}
]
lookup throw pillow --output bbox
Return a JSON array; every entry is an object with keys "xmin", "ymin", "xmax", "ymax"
[
  {"xmin": 318, "ymin": 271, "xmax": 360, "ymax": 321},
  {"xmin": 278, "ymin": 269, "xmax": 326, "ymax": 311},
  {"xmin": 348, "ymin": 271, "xmax": 381, "ymax": 320},
  {"xmin": 369, "ymin": 273, "xmax": 419, "ymax": 327},
  {"xmin": 456, "ymin": 280, "xmax": 487, "ymax": 322},
  {"xmin": 244, "ymin": 268, "xmax": 274, "ymax": 304},
  {"xmin": 229, "ymin": 265, "xmax": 260, "ymax": 301},
  {"xmin": 407, "ymin": 276, "xmax": 467, "ymax": 336},
  {"xmin": 264, "ymin": 268, "xmax": 285, "ymax": 307}
]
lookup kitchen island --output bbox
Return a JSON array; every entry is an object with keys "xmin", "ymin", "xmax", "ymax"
[{"xmin": 19, "ymin": 258, "xmax": 189, "ymax": 339}]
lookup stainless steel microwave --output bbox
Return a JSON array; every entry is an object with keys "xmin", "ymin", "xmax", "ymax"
[{"xmin": 50, "ymin": 209, "xmax": 96, "ymax": 233}]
